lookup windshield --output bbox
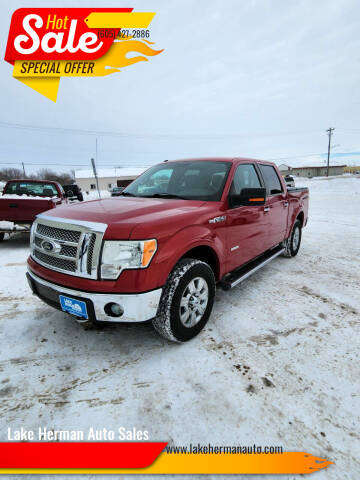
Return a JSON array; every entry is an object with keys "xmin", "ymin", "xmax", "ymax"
[
  {"xmin": 4, "ymin": 181, "xmax": 59, "ymax": 197},
  {"xmin": 123, "ymin": 161, "xmax": 231, "ymax": 201}
]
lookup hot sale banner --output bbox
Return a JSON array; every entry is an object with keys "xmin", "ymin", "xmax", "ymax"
[{"xmin": 4, "ymin": 8, "xmax": 164, "ymax": 101}]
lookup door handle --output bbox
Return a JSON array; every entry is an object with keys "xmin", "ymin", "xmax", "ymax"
[
  {"xmin": 9, "ymin": 203, "xmax": 18, "ymax": 208},
  {"xmin": 264, "ymin": 206, "xmax": 270, "ymax": 213}
]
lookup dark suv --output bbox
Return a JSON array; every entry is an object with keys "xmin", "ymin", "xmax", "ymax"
[{"xmin": 62, "ymin": 184, "xmax": 83, "ymax": 201}]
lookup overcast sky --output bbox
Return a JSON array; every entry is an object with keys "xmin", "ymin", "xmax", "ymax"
[{"xmin": 1, "ymin": 0, "xmax": 360, "ymax": 174}]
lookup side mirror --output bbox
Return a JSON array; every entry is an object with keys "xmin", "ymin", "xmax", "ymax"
[{"xmin": 228, "ymin": 187, "xmax": 266, "ymax": 208}]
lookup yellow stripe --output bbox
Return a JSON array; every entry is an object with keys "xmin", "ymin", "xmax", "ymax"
[{"xmin": 0, "ymin": 452, "xmax": 332, "ymax": 474}]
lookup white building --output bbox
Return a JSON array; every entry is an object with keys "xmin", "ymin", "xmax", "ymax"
[
  {"xmin": 277, "ymin": 161, "xmax": 346, "ymax": 178},
  {"xmin": 75, "ymin": 167, "xmax": 148, "ymax": 192}
]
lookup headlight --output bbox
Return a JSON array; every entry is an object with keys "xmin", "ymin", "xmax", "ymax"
[{"xmin": 101, "ymin": 239, "xmax": 157, "ymax": 279}]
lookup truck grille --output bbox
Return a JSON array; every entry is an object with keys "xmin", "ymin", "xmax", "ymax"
[
  {"xmin": 36, "ymin": 223, "xmax": 81, "ymax": 243},
  {"xmin": 31, "ymin": 216, "xmax": 106, "ymax": 279},
  {"xmin": 34, "ymin": 250, "xmax": 77, "ymax": 272},
  {"xmin": 87, "ymin": 234, "xmax": 96, "ymax": 275}
]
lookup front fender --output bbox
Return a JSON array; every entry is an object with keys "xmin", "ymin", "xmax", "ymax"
[{"xmin": 155, "ymin": 225, "xmax": 226, "ymax": 285}]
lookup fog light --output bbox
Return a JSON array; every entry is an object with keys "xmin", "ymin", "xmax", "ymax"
[{"xmin": 104, "ymin": 302, "xmax": 124, "ymax": 317}]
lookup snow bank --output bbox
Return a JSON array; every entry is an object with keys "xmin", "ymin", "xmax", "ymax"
[
  {"xmin": 0, "ymin": 220, "xmax": 28, "ymax": 231},
  {"xmin": 83, "ymin": 190, "xmax": 111, "ymax": 201},
  {"xmin": 1, "ymin": 194, "xmax": 57, "ymax": 200},
  {"xmin": 0, "ymin": 221, "xmax": 14, "ymax": 229}
]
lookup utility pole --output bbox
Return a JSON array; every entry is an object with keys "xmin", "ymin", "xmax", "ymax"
[
  {"xmin": 90, "ymin": 137, "xmax": 101, "ymax": 199},
  {"xmin": 326, "ymin": 127, "xmax": 335, "ymax": 177},
  {"xmin": 91, "ymin": 157, "xmax": 101, "ymax": 199},
  {"xmin": 22, "ymin": 162, "xmax": 26, "ymax": 177}
]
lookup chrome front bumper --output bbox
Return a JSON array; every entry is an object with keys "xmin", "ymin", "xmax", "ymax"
[{"xmin": 27, "ymin": 269, "xmax": 162, "ymax": 323}]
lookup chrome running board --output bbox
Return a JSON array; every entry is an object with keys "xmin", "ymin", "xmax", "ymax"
[{"xmin": 221, "ymin": 245, "xmax": 285, "ymax": 290}]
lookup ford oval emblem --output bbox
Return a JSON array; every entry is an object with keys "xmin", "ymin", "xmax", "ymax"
[{"xmin": 41, "ymin": 240, "xmax": 55, "ymax": 252}]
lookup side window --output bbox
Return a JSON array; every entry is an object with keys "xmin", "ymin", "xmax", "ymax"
[
  {"xmin": 259, "ymin": 165, "xmax": 283, "ymax": 195},
  {"xmin": 230, "ymin": 164, "xmax": 261, "ymax": 195}
]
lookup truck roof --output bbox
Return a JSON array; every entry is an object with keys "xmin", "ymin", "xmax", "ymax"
[
  {"xmin": 5, "ymin": 179, "xmax": 60, "ymax": 184},
  {"xmin": 164, "ymin": 157, "xmax": 276, "ymax": 166}
]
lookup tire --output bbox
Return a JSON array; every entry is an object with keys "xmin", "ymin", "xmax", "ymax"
[
  {"xmin": 152, "ymin": 258, "xmax": 216, "ymax": 342},
  {"xmin": 0, "ymin": 233, "xmax": 4, "ymax": 242},
  {"xmin": 282, "ymin": 219, "xmax": 302, "ymax": 257}
]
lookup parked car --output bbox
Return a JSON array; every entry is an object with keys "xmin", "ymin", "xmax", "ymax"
[
  {"xmin": 62, "ymin": 184, "xmax": 83, "ymax": 202},
  {"xmin": 110, "ymin": 187, "xmax": 124, "ymax": 197},
  {"xmin": 0, "ymin": 179, "xmax": 67, "ymax": 242},
  {"xmin": 27, "ymin": 158, "xmax": 309, "ymax": 342},
  {"xmin": 284, "ymin": 174, "xmax": 295, "ymax": 188}
]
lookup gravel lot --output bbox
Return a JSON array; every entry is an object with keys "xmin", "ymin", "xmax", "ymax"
[{"xmin": 0, "ymin": 176, "xmax": 359, "ymax": 479}]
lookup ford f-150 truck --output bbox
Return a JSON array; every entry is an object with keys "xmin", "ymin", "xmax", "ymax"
[
  {"xmin": 26, "ymin": 158, "xmax": 309, "ymax": 342},
  {"xmin": 0, "ymin": 179, "xmax": 66, "ymax": 241}
]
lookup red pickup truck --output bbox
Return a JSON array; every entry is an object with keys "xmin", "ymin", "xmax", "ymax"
[
  {"xmin": 27, "ymin": 158, "xmax": 309, "ymax": 342},
  {"xmin": 0, "ymin": 179, "xmax": 66, "ymax": 241}
]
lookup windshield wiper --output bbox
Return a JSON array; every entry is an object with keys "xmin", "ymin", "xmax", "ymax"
[{"xmin": 144, "ymin": 193, "xmax": 186, "ymax": 199}]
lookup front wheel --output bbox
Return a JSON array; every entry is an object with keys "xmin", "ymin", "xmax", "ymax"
[
  {"xmin": 282, "ymin": 219, "xmax": 302, "ymax": 257},
  {"xmin": 152, "ymin": 258, "xmax": 215, "ymax": 342}
]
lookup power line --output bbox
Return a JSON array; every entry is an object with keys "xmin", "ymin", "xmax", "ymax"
[
  {"xmin": 0, "ymin": 120, "xmax": 323, "ymax": 140},
  {"xmin": 0, "ymin": 161, "xmax": 153, "ymax": 167},
  {"xmin": 336, "ymin": 128, "xmax": 360, "ymax": 133},
  {"xmin": 0, "ymin": 152, "xmax": 344, "ymax": 168}
]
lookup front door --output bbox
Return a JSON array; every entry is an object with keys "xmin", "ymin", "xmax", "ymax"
[{"xmin": 226, "ymin": 164, "xmax": 269, "ymax": 271}]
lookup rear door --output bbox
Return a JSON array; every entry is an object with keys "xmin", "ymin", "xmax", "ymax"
[
  {"xmin": 258, "ymin": 164, "xmax": 288, "ymax": 246},
  {"xmin": 225, "ymin": 163, "xmax": 269, "ymax": 271}
]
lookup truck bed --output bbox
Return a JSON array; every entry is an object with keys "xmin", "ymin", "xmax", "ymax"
[
  {"xmin": 287, "ymin": 187, "xmax": 309, "ymax": 194},
  {"xmin": 0, "ymin": 196, "xmax": 57, "ymax": 225},
  {"xmin": 287, "ymin": 186, "xmax": 309, "ymax": 229}
]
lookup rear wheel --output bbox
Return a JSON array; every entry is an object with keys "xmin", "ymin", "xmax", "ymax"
[
  {"xmin": 152, "ymin": 258, "xmax": 215, "ymax": 342},
  {"xmin": 283, "ymin": 219, "xmax": 302, "ymax": 257},
  {"xmin": 0, "ymin": 233, "xmax": 4, "ymax": 242}
]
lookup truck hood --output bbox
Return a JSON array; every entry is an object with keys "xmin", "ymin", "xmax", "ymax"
[{"xmin": 39, "ymin": 197, "xmax": 209, "ymax": 239}]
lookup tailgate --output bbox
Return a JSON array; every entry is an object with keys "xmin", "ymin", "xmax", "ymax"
[
  {"xmin": 0, "ymin": 197, "xmax": 20, "ymax": 222},
  {"xmin": 0, "ymin": 197, "xmax": 54, "ymax": 223}
]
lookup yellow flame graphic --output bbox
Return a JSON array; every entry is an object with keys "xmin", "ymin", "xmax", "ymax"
[
  {"xmin": 91, "ymin": 39, "xmax": 164, "ymax": 76},
  {"xmin": 12, "ymin": 38, "xmax": 164, "ymax": 101}
]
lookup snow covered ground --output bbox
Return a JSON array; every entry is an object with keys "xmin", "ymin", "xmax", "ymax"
[
  {"xmin": 82, "ymin": 190, "xmax": 111, "ymax": 201},
  {"xmin": 0, "ymin": 176, "xmax": 359, "ymax": 479}
]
